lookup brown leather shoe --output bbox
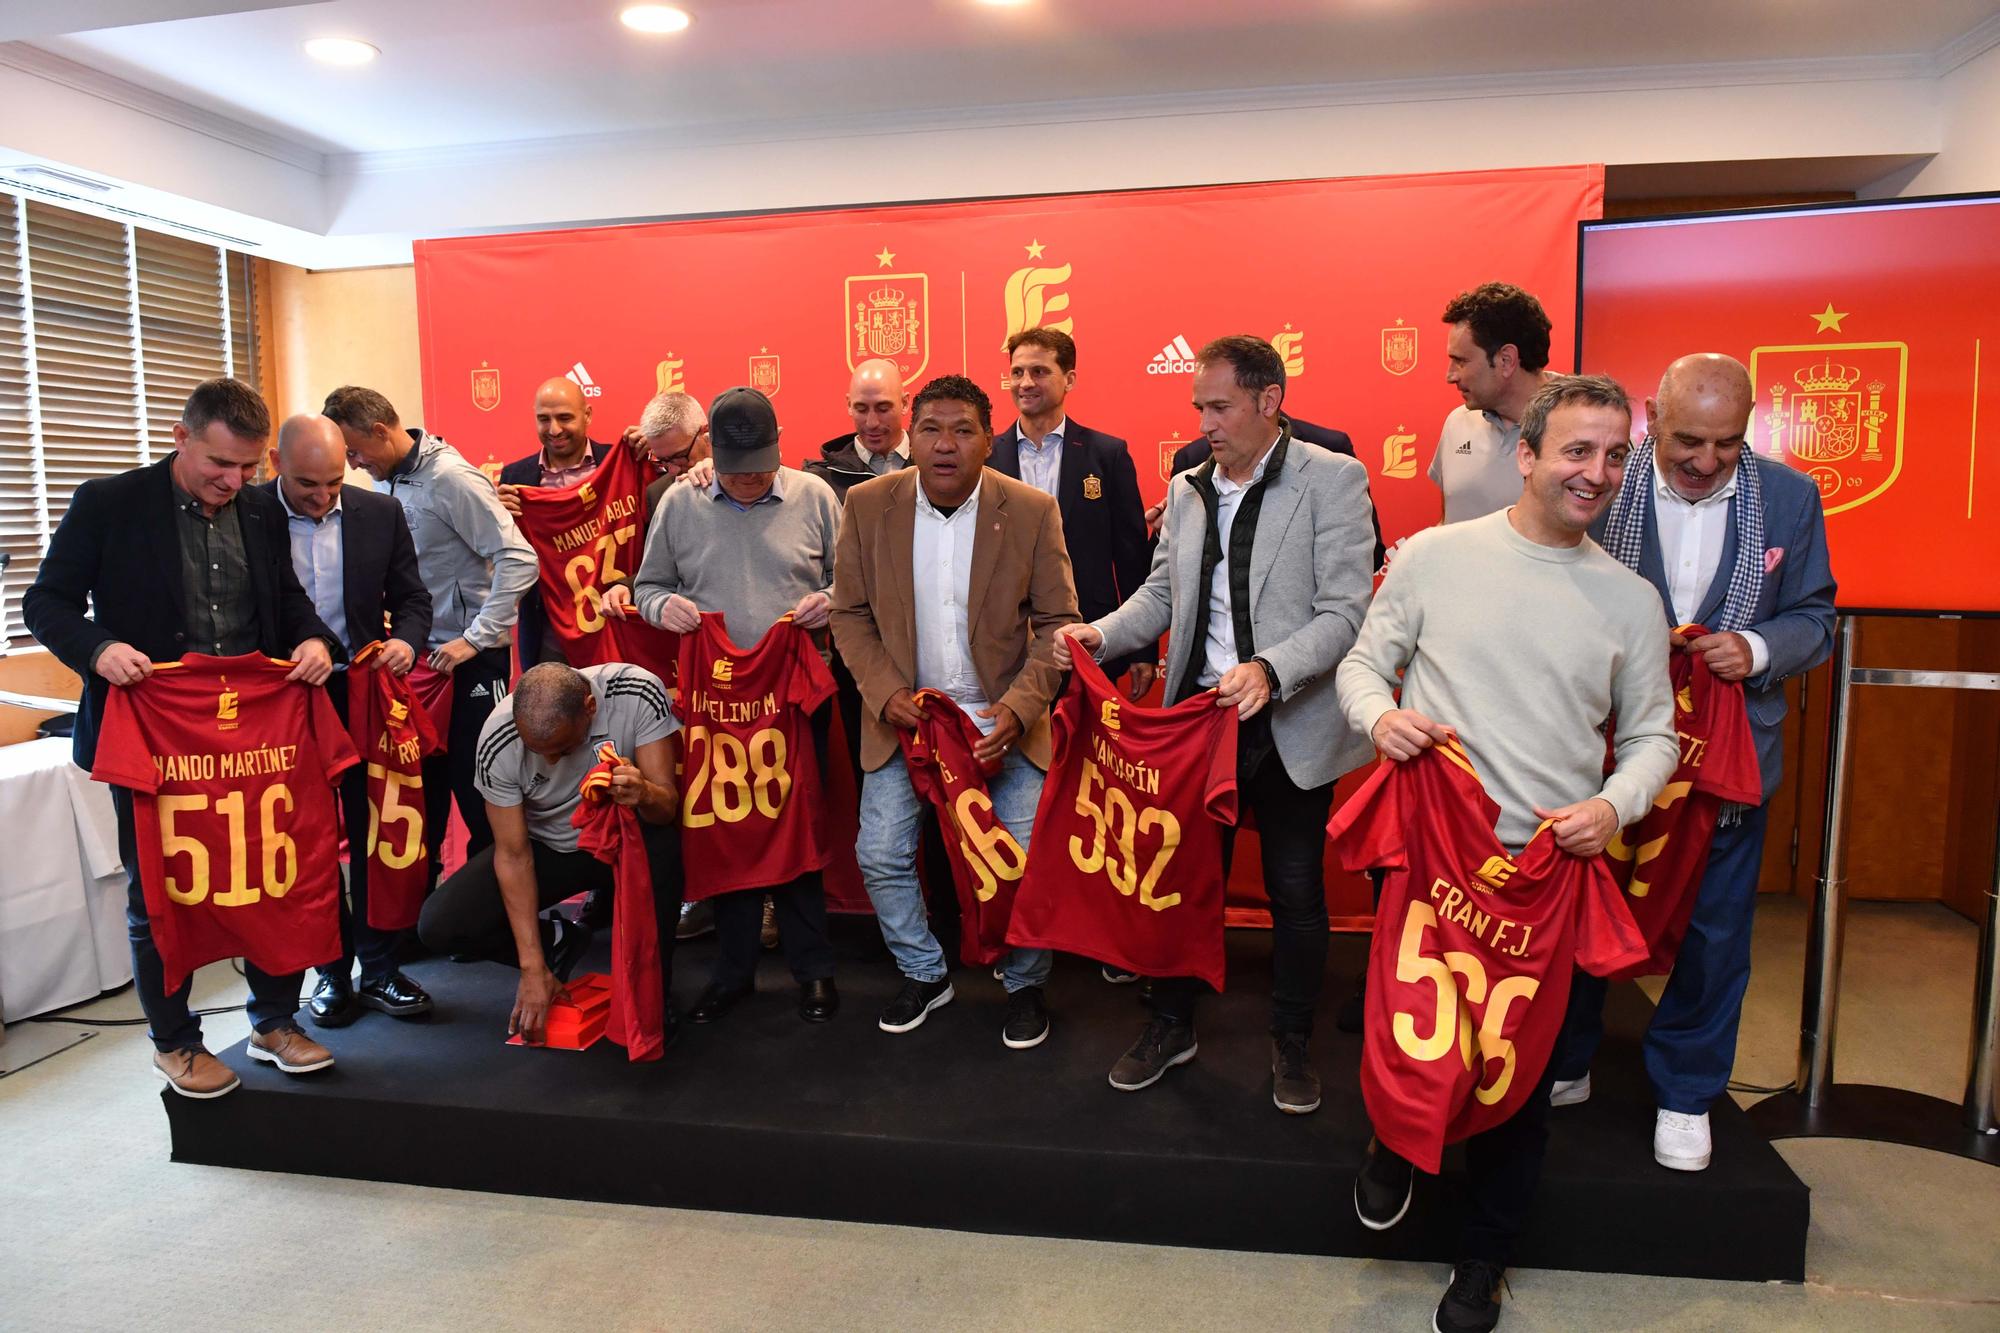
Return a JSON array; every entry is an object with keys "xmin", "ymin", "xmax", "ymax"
[
  {"xmin": 247, "ymin": 1025, "xmax": 336, "ymax": 1074},
  {"xmin": 153, "ymin": 1047, "xmax": 240, "ymax": 1099}
]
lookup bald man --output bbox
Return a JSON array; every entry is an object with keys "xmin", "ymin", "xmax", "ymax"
[
  {"xmin": 807, "ymin": 358, "xmax": 912, "ymax": 502},
  {"xmin": 1554, "ymin": 353, "xmax": 1836, "ymax": 1173},
  {"xmin": 263, "ymin": 413, "xmax": 435, "ymax": 1026}
]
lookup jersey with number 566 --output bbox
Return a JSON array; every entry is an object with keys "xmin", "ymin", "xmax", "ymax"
[
  {"xmin": 674, "ymin": 612, "xmax": 835, "ymax": 900},
  {"xmin": 90, "ymin": 653, "xmax": 358, "ymax": 992},
  {"xmin": 1327, "ymin": 740, "xmax": 1647, "ymax": 1173}
]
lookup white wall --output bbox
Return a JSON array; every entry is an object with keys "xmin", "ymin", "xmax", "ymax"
[{"xmin": 1881, "ymin": 42, "xmax": 2000, "ymax": 196}]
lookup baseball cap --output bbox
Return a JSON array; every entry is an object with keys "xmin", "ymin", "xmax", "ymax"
[{"xmin": 708, "ymin": 387, "xmax": 781, "ymax": 473}]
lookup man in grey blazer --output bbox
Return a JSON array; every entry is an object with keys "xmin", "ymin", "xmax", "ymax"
[
  {"xmin": 1057, "ymin": 334, "xmax": 1377, "ymax": 1113},
  {"xmin": 1553, "ymin": 353, "xmax": 1836, "ymax": 1173}
]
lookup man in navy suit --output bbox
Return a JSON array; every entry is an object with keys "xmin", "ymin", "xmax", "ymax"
[
  {"xmin": 496, "ymin": 376, "xmax": 614, "ymax": 667},
  {"xmin": 23, "ymin": 379, "xmax": 340, "ymax": 1098},
  {"xmin": 990, "ymin": 328, "xmax": 1154, "ymax": 698},
  {"xmin": 1554, "ymin": 353, "xmax": 1835, "ymax": 1172},
  {"xmin": 265, "ymin": 415, "xmax": 435, "ymax": 1028}
]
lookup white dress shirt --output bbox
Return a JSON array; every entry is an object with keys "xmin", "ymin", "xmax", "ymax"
[
  {"xmin": 1016, "ymin": 417, "xmax": 1066, "ymax": 499},
  {"xmin": 912, "ymin": 480, "xmax": 995, "ymax": 732},
  {"xmin": 1650, "ymin": 461, "xmax": 1768, "ymax": 673},
  {"xmin": 1198, "ymin": 434, "xmax": 1279, "ymax": 688},
  {"xmin": 277, "ymin": 483, "xmax": 348, "ymax": 653}
]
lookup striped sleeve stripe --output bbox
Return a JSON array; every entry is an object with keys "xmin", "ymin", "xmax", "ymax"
[
  {"xmin": 604, "ymin": 679, "xmax": 671, "ymax": 720},
  {"xmin": 475, "ymin": 721, "xmax": 521, "ymax": 780}
]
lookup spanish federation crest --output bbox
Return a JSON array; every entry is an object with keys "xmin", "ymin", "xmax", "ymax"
[
  {"xmin": 471, "ymin": 364, "xmax": 501, "ymax": 412},
  {"xmin": 1158, "ymin": 435, "xmax": 1185, "ymax": 482},
  {"xmin": 1083, "ymin": 474, "xmax": 1103, "ymax": 500},
  {"xmin": 846, "ymin": 273, "xmax": 930, "ymax": 386},
  {"xmin": 1750, "ymin": 341, "xmax": 1907, "ymax": 514},
  {"xmin": 749, "ymin": 352, "xmax": 780, "ymax": 398},
  {"xmin": 1381, "ymin": 321, "xmax": 1418, "ymax": 377}
]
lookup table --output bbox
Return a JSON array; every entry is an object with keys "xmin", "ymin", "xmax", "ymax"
[{"xmin": 0, "ymin": 737, "xmax": 130, "ymax": 1019}]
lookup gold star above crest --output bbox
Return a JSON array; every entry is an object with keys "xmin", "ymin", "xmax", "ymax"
[
  {"xmin": 1811, "ymin": 302, "xmax": 1848, "ymax": 332},
  {"xmin": 1283, "ymin": 322, "xmax": 1294, "ymax": 331},
  {"xmin": 875, "ymin": 247, "xmax": 896, "ymax": 268},
  {"xmin": 1025, "ymin": 239, "xmax": 1046, "ymax": 259}
]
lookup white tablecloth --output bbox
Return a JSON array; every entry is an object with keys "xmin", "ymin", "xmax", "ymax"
[{"xmin": 0, "ymin": 737, "xmax": 131, "ymax": 1019}]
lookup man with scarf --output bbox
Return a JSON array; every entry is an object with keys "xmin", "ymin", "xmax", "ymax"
[{"xmin": 1551, "ymin": 353, "xmax": 1835, "ymax": 1172}]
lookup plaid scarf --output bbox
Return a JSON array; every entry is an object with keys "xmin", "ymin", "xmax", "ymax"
[{"xmin": 1601, "ymin": 438, "xmax": 1765, "ymax": 634}]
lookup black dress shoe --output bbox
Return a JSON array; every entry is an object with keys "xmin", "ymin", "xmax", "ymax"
[
  {"xmin": 799, "ymin": 977, "xmax": 839, "ymax": 1023},
  {"xmin": 307, "ymin": 974, "xmax": 359, "ymax": 1029},
  {"xmin": 689, "ymin": 983, "xmax": 753, "ymax": 1024},
  {"xmin": 357, "ymin": 971, "xmax": 434, "ymax": 1019}
]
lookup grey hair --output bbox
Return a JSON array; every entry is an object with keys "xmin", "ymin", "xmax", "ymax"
[
  {"xmin": 1520, "ymin": 374, "xmax": 1630, "ymax": 453},
  {"xmin": 639, "ymin": 391, "xmax": 704, "ymax": 440},
  {"xmin": 513, "ymin": 663, "xmax": 591, "ymax": 745}
]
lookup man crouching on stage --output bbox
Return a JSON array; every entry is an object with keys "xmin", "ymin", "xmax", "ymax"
[{"xmin": 418, "ymin": 662, "xmax": 684, "ymax": 1044}]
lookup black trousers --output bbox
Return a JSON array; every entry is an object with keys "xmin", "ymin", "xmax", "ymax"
[
  {"xmin": 1459, "ymin": 1048, "xmax": 1561, "ymax": 1265},
  {"xmin": 111, "ymin": 787, "xmax": 303, "ymax": 1051},
  {"xmin": 421, "ymin": 644, "xmax": 511, "ymax": 881},
  {"xmin": 1153, "ymin": 754, "xmax": 1335, "ymax": 1036},
  {"xmin": 323, "ymin": 673, "xmax": 402, "ymax": 983},
  {"xmin": 415, "ymin": 821, "xmax": 683, "ymax": 1001},
  {"xmin": 706, "ymin": 703, "xmax": 837, "ymax": 990}
]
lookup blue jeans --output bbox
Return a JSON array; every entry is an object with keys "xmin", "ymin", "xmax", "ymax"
[
  {"xmin": 856, "ymin": 750, "xmax": 1052, "ymax": 992},
  {"xmin": 1555, "ymin": 804, "xmax": 1768, "ymax": 1113}
]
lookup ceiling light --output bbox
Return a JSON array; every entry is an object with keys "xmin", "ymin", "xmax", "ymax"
[
  {"xmin": 975, "ymin": 0, "xmax": 1035, "ymax": 7},
  {"xmin": 303, "ymin": 37, "xmax": 379, "ymax": 66},
  {"xmin": 621, "ymin": 5, "xmax": 693, "ymax": 33}
]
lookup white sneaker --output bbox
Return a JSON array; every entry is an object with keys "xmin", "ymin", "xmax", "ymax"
[
  {"xmin": 1549, "ymin": 1072, "xmax": 1591, "ymax": 1106},
  {"xmin": 1654, "ymin": 1110, "xmax": 1712, "ymax": 1171}
]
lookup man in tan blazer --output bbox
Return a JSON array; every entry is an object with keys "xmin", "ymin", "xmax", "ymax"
[{"xmin": 831, "ymin": 374, "xmax": 1078, "ymax": 1049}]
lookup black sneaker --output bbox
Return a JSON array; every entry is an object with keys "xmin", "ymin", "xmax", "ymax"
[
  {"xmin": 1355, "ymin": 1135, "xmax": 1414, "ymax": 1231},
  {"xmin": 1271, "ymin": 1032, "xmax": 1322, "ymax": 1114},
  {"xmin": 357, "ymin": 971, "xmax": 434, "ymax": 1019},
  {"xmin": 546, "ymin": 916, "xmax": 593, "ymax": 982},
  {"xmin": 1002, "ymin": 986, "xmax": 1050, "ymax": 1049},
  {"xmin": 1433, "ymin": 1261, "xmax": 1507, "ymax": 1333},
  {"xmin": 1107, "ymin": 1015, "xmax": 1197, "ymax": 1091},
  {"xmin": 878, "ymin": 977, "xmax": 954, "ymax": 1033},
  {"xmin": 580, "ymin": 889, "xmax": 614, "ymax": 931}
]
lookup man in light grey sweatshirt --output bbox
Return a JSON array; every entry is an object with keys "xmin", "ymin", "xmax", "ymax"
[{"xmin": 1334, "ymin": 374, "xmax": 1677, "ymax": 1333}]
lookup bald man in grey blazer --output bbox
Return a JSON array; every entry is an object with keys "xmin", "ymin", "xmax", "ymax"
[{"xmin": 1058, "ymin": 334, "xmax": 1377, "ymax": 1115}]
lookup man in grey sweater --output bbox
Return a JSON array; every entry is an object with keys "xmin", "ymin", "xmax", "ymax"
[
  {"xmin": 628, "ymin": 386, "xmax": 843, "ymax": 1025},
  {"xmin": 1334, "ymin": 374, "xmax": 1677, "ymax": 1333}
]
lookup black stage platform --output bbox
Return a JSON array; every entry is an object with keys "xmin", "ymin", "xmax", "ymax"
[{"xmin": 168, "ymin": 922, "xmax": 1807, "ymax": 1281}]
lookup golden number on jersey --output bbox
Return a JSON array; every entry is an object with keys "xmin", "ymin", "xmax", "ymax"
[
  {"xmin": 1390, "ymin": 900, "xmax": 1539, "ymax": 1106},
  {"xmin": 681, "ymin": 724, "xmax": 791, "ymax": 828},
  {"xmin": 1066, "ymin": 759, "xmax": 1183, "ymax": 911},
  {"xmin": 159, "ymin": 783, "xmax": 299, "ymax": 908}
]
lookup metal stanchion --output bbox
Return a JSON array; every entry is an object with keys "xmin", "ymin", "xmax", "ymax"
[{"xmin": 1749, "ymin": 615, "xmax": 2000, "ymax": 1163}]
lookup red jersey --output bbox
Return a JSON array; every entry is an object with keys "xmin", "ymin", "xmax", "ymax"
[
  {"xmin": 574, "ymin": 743, "xmax": 666, "ymax": 1062},
  {"xmin": 90, "ymin": 654, "xmax": 358, "ymax": 992},
  {"xmin": 405, "ymin": 662, "xmax": 455, "ymax": 739},
  {"xmin": 1327, "ymin": 740, "xmax": 1646, "ymax": 1173},
  {"xmin": 515, "ymin": 447, "xmax": 680, "ymax": 679},
  {"xmin": 1008, "ymin": 652, "xmax": 1239, "ymax": 990},
  {"xmin": 345, "ymin": 642, "xmax": 445, "ymax": 930},
  {"xmin": 674, "ymin": 613, "xmax": 836, "ymax": 900},
  {"xmin": 1601, "ymin": 629, "xmax": 1763, "ymax": 979},
  {"xmin": 898, "ymin": 691, "xmax": 1029, "ymax": 965}
]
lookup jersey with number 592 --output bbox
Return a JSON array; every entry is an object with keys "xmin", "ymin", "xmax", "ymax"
[
  {"xmin": 1009, "ymin": 652, "xmax": 1239, "ymax": 989},
  {"xmin": 1327, "ymin": 739, "xmax": 1647, "ymax": 1173},
  {"xmin": 673, "ymin": 612, "xmax": 835, "ymax": 899},
  {"xmin": 346, "ymin": 641, "xmax": 445, "ymax": 930},
  {"xmin": 90, "ymin": 653, "xmax": 358, "ymax": 992}
]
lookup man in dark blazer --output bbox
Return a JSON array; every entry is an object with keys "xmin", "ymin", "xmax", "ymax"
[
  {"xmin": 1165, "ymin": 415, "xmax": 1387, "ymax": 570},
  {"xmin": 1555, "ymin": 353, "xmax": 1836, "ymax": 1174},
  {"xmin": 495, "ymin": 376, "xmax": 614, "ymax": 667},
  {"xmin": 990, "ymin": 328, "xmax": 1153, "ymax": 697},
  {"xmin": 265, "ymin": 414, "xmax": 435, "ymax": 1028},
  {"xmin": 23, "ymin": 378, "xmax": 341, "ymax": 1099}
]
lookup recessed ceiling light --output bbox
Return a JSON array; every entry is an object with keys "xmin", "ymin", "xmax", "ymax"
[
  {"xmin": 302, "ymin": 37, "xmax": 379, "ymax": 66},
  {"xmin": 621, "ymin": 5, "xmax": 693, "ymax": 33},
  {"xmin": 975, "ymin": 0, "xmax": 1034, "ymax": 7}
]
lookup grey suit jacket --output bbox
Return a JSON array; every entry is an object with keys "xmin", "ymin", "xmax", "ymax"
[
  {"xmin": 1593, "ymin": 456, "xmax": 1836, "ymax": 801},
  {"xmin": 1093, "ymin": 431, "xmax": 1377, "ymax": 790}
]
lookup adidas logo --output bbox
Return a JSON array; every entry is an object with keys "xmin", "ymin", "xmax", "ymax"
[
  {"xmin": 1146, "ymin": 335, "xmax": 1198, "ymax": 376},
  {"xmin": 1454, "ymin": 439, "xmax": 1472, "ymax": 454},
  {"xmin": 565, "ymin": 361, "xmax": 604, "ymax": 399}
]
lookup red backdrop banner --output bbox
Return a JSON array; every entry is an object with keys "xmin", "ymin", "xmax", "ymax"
[
  {"xmin": 1578, "ymin": 196, "xmax": 2000, "ymax": 616},
  {"xmin": 415, "ymin": 165, "xmax": 1603, "ymax": 924}
]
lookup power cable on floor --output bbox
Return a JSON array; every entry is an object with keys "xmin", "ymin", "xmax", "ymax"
[{"xmin": 22, "ymin": 959, "xmax": 271, "ymax": 1027}]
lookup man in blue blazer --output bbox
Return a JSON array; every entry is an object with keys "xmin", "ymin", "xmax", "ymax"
[
  {"xmin": 990, "ymin": 328, "xmax": 1154, "ymax": 695},
  {"xmin": 1554, "ymin": 353, "xmax": 1836, "ymax": 1172},
  {"xmin": 264, "ymin": 414, "xmax": 434, "ymax": 1028}
]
